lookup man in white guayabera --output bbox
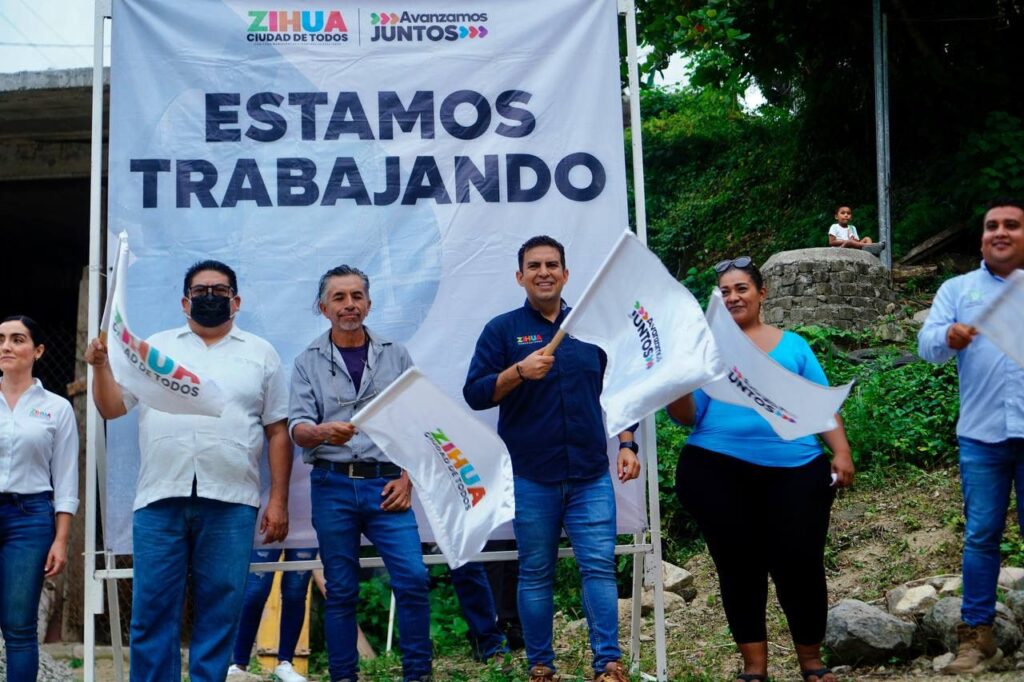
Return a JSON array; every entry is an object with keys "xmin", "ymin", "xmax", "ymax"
[{"xmin": 86, "ymin": 260, "xmax": 291, "ymax": 682}]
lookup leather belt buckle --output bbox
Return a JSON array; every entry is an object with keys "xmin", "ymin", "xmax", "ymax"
[{"xmin": 348, "ymin": 462, "xmax": 365, "ymax": 479}]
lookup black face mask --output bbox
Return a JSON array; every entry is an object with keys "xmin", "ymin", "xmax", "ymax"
[{"xmin": 189, "ymin": 295, "xmax": 232, "ymax": 328}]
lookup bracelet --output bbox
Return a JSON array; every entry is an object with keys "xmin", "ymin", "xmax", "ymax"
[{"xmin": 515, "ymin": 363, "xmax": 527, "ymax": 381}]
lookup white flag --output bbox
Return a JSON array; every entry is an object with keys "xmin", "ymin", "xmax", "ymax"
[
  {"xmin": 103, "ymin": 232, "xmax": 225, "ymax": 417},
  {"xmin": 702, "ymin": 289, "xmax": 853, "ymax": 439},
  {"xmin": 559, "ymin": 230, "xmax": 725, "ymax": 436},
  {"xmin": 352, "ymin": 368, "xmax": 515, "ymax": 569},
  {"xmin": 974, "ymin": 269, "xmax": 1024, "ymax": 369}
]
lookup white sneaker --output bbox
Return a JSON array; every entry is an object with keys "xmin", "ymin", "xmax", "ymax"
[
  {"xmin": 274, "ymin": 661, "xmax": 308, "ymax": 682},
  {"xmin": 226, "ymin": 664, "xmax": 248, "ymax": 681}
]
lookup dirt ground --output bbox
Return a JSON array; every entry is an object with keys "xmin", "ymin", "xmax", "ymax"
[{"xmin": 52, "ymin": 467, "xmax": 1024, "ymax": 680}]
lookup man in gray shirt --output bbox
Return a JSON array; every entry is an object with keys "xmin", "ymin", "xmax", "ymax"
[{"xmin": 289, "ymin": 265, "xmax": 431, "ymax": 682}]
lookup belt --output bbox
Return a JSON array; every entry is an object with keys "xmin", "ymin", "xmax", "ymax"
[
  {"xmin": 0, "ymin": 491, "xmax": 51, "ymax": 504},
  {"xmin": 313, "ymin": 459, "xmax": 402, "ymax": 479}
]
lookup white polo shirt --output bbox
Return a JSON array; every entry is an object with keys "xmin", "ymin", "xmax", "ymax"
[
  {"xmin": 0, "ymin": 379, "xmax": 79, "ymax": 514},
  {"xmin": 828, "ymin": 223, "xmax": 860, "ymax": 241},
  {"xmin": 122, "ymin": 325, "xmax": 288, "ymax": 511}
]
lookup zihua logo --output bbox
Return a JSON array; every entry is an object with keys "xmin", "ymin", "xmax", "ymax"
[
  {"xmin": 112, "ymin": 309, "xmax": 203, "ymax": 397},
  {"xmin": 370, "ymin": 10, "xmax": 489, "ymax": 42},
  {"xmin": 426, "ymin": 428, "xmax": 486, "ymax": 510},
  {"xmin": 727, "ymin": 366, "xmax": 798, "ymax": 424},
  {"xmin": 246, "ymin": 10, "xmax": 350, "ymax": 43},
  {"xmin": 630, "ymin": 301, "xmax": 663, "ymax": 370}
]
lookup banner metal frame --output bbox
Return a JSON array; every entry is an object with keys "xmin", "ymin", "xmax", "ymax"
[{"xmin": 84, "ymin": 1, "xmax": 667, "ymax": 680}]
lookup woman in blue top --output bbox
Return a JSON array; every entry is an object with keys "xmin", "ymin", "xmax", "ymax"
[{"xmin": 668, "ymin": 258, "xmax": 854, "ymax": 682}]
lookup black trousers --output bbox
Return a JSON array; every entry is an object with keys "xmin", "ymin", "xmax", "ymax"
[{"xmin": 675, "ymin": 444, "xmax": 835, "ymax": 644}]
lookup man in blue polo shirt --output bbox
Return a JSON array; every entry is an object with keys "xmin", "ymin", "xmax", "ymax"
[
  {"xmin": 919, "ymin": 198, "xmax": 1024, "ymax": 674},
  {"xmin": 464, "ymin": 235, "xmax": 640, "ymax": 682}
]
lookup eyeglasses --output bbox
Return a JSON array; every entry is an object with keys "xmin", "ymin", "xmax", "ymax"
[
  {"xmin": 189, "ymin": 284, "xmax": 235, "ymax": 298},
  {"xmin": 714, "ymin": 256, "xmax": 753, "ymax": 273}
]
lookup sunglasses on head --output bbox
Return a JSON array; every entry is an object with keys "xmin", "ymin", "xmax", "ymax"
[{"xmin": 714, "ymin": 256, "xmax": 753, "ymax": 273}]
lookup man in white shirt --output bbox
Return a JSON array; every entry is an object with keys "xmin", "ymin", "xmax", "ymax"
[{"xmin": 85, "ymin": 260, "xmax": 291, "ymax": 682}]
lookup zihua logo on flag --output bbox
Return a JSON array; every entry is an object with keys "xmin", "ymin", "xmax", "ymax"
[
  {"xmin": 246, "ymin": 10, "xmax": 350, "ymax": 43},
  {"xmin": 630, "ymin": 301, "xmax": 663, "ymax": 369},
  {"xmin": 370, "ymin": 10, "xmax": 489, "ymax": 42},
  {"xmin": 727, "ymin": 366, "xmax": 797, "ymax": 424},
  {"xmin": 425, "ymin": 429, "xmax": 486, "ymax": 510},
  {"xmin": 112, "ymin": 309, "xmax": 203, "ymax": 397}
]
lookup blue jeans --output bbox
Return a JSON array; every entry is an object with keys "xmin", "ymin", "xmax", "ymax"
[
  {"xmin": 959, "ymin": 437, "xmax": 1024, "ymax": 626},
  {"xmin": 0, "ymin": 492, "xmax": 54, "ymax": 681},
  {"xmin": 232, "ymin": 547, "xmax": 317, "ymax": 666},
  {"xmin": 310, "ymin": 469, "xmax": 431, "ymax": 681},
  {"xmin": 513, "ymin": 472, "xmax": 620, "ymax": 673},
  {"xmin": 450, "ymin": 561, "xmax": 507, "ymax": 659},
  {"xmin": 130, "ymin": 495, "xmax": 257, "ymax": 682}
]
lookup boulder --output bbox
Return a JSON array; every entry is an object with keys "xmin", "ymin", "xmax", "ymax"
[
  {"xmin": 999, "ymin": 566, "xmax": 1024, "ymax": 591},
  {"xmin": 617, "ymin": 591, "xmax": 687, "ymax": 620},
  {"xmin": 886, "ymin": 583, "xmax": 939, "ymax": 619},
  {"xmin": 921, "ymin": 597, "xmax": 1022, "ymax": 654},
  {"xmin": 660, "ymin": 561, "xmax": 694, "ymax": 596},
  {"xmin": 641, "ymin": 589, "xmax": 686, "ymax": 616},
  {"xmin": 1006, "ymin": 590, "xmax": 1024, "ymax": 625},
  {"xmin": 824, "ymin": 599, "xmax": 917, "ymax": 664}
]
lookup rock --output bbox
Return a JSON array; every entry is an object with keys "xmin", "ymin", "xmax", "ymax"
[
  {"xmin": 641, "ymin": 589, "xmax": 686, "ymax": 615},
  {"xmin": 913, "ymin": 308, "xmax": 931, "ymax": 324},
  {"xmin": 886, "ymin": 583, "xmax": 939, "ymax": 619},
  {"xmin": 999, "ymin": 566, "xmax": 1024, "ymax": 590},
  {"xmin": 618, "ymin": 591, "xmax": 687, "ymax": 620},
  {"xmin": 660, "ymin": 561, "xmax": 694, "ymax": 595},
  {"xmin": 825, "ymin": 599, "xmax": 917, "ymax": 664},
  {"xmin": 1006, "ymin": 590, "xmax": 1024, "ymax": 625},
  {"xmin": 932, "ymin": 652, "xmax": 955, "ymax": 672},
  {"xmin": 921, "ymin": 597, "xmax": 1023, "ymax": 654},
  {"xmin": 924, "ymin": 574, "xmax": 962, "ymax": 597},
  {"xmin": 0, "ymin": 638, "xmax": 73, "ymax": 682}
]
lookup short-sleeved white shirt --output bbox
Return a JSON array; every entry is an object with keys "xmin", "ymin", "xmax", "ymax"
[
  {"xmin": 828, "ymin": 223, "xmax": 859, "ymax": 241},
  {"xmin": 121, "ymin": 325, "xmax": 288, "ymax": 511},
  {"xmin": 0, "ymin": 379, "xmax": 79, "ymax": 514}
]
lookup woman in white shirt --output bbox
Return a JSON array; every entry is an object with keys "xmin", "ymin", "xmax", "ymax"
[{"xmin": 0, "ymin": 315, "xmax": 79, "ymax": 680}]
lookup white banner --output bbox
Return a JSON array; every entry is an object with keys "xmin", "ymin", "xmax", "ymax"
[
  {"xmin": 702, "ymin": 289, "xmax": 853, "ymax": 440},
  {"xmin": 352, "ymin": 368, "xmax": 515, "ymax": 569},
  {"xmin": 974, "ymin": 269, "xmax": 1024, "ymax": 369},
  {"xmin": 103, "ymin": 233, "xmax": 226, "ymax": 417},
  {"xmin": 105, "ymin": 0, "xmax": 642, "ymax": 552},
  {"xmin": 560, "ymin": 231, "xmax": 724, "ymax": 435}
]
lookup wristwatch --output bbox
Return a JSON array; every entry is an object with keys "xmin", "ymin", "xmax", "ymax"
[{"xmin": 619, "ymin": 440, "xmax": 639, "ymax": 454}]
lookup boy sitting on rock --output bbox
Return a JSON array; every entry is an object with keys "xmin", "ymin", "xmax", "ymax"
[{"xmin": 828, "ymin": 205, "xmax": 885, "ymax": 256}]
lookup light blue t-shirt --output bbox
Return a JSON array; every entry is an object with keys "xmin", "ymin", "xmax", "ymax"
[{"xmin": 685, "ymin": 331, "xmax": 828, "ymax": 467}]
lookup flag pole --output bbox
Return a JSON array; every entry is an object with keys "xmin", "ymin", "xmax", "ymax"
[{"xmin": 541, "ymin": 329, "xmax": 566, "ymax": 356}]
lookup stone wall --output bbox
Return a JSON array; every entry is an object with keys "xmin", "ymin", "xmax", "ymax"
[{"xmin": 760, "ymin": 248, "xmax": 895, "ymax": 331}]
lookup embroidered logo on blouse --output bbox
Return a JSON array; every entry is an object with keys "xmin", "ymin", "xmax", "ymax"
[
  {"xmin": 516, "ymin": 334, "xmax": 543, "ymax": 345},
  {"xmin": 29, "ymin": 408, "xmax": 52, "ymax": 420}
]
